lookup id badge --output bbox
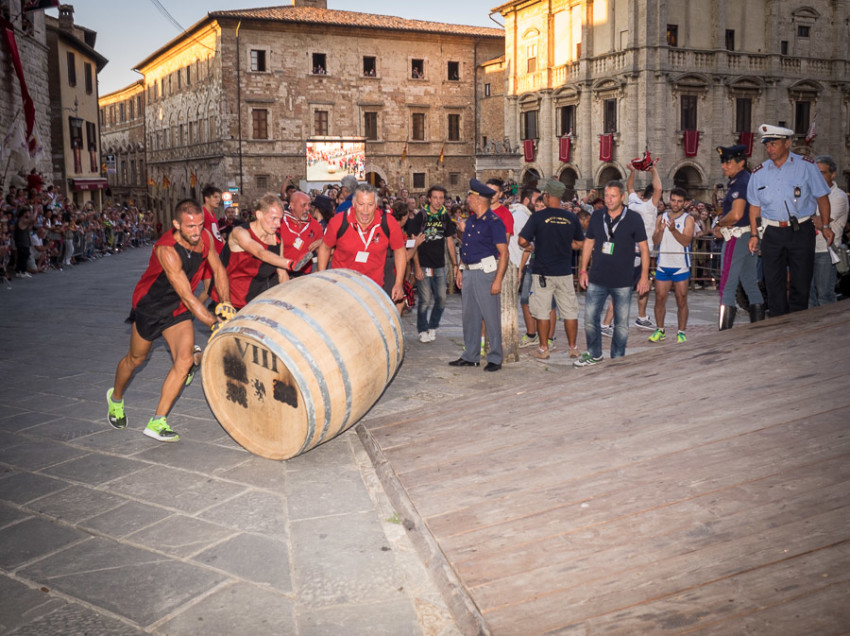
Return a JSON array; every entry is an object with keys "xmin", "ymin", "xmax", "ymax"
[
  {"xmin": 405, "ymin": 238, "xmax": 416, "ymax": 248},
  {"xmin": 425, "ymin": 267, "xmax": 433, "ymax": 277},
  {"xmin": 355, "ymin": 251, "xmax": 369, "ymax": 263},
  {"xmin": 602, "ymin": 242, "xmax": 614, "ymax": 255},
  {"xmin": 293, "ymin": 237, "xmax": 304, "ymax": 249}
]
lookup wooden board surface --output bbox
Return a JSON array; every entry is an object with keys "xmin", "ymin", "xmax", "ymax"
[{"xmin": 359, "ymin": 302, "xmax": 850, "ymax": 635}]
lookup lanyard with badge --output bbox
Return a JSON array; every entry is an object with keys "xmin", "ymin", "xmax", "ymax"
[
  {"xmin": 601, "ymin": 210, "xmax": 625, "ymax": 255},
  {"xmin": 353, "ymin": 214, "xmax": 380, "ymax": 263},
  {"xmin": 283, "ymin": 214, "xmax": 310, "ymax": 249}
]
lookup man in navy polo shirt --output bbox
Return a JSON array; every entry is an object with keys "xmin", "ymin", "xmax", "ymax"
[
  {"xmin": 449, "ymin": 179, "xmax": 508, "ymax": 372},
  {"xmin": 575, "ymin": 180, "xmax": 650, "ymax": 367}
]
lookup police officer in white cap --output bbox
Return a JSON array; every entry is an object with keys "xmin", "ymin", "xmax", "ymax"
[{"xmin": 746, "ymin": 124, "xmax": 833, "ymax": 316}]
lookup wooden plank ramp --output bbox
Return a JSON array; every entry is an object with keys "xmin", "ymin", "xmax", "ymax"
[{"xmin": 357, "ymin": 302, "xmax": 850, "ymax": 636}]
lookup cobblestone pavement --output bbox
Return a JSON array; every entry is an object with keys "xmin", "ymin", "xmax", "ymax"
[{"xmin": 0, "ymin": 248, "xmax": 723, "ymax": 635}]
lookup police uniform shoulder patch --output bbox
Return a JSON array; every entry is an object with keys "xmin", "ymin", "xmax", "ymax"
[
  {"xmin": 802, "ymin": 155, "xmax": 815, "ymax": 163},
  {"xmin": 731, "ymin": 191, "xmax": 739, "ymax": 199},
  {"xmin": 751, "ymin": 163, "xmax": 764, "ymax": 173}
]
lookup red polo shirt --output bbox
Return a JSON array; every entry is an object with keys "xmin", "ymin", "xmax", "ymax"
[
  {"xmin": 491, "ymin": 203, "xmax": 514, "ymax": 239},
  {"xmin": 322, "ymin": 210, "xmax": 404, "ymax": 286},
  {"xmin": 279, "ymin": 214, "xmax": 323, "ymax": 273}
]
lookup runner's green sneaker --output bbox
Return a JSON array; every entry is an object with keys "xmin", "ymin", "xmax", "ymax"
[
  {"xmin": 676, "ymin": 331, "xmax": 687, "ymax": 343},
  {"xmin": 185, "ymin": 345, "xmax": 202, "ymax": 386},
  {"xmin": 106, "ymin": 388, "xmax": 127, "ymax": 429},
  {"xmin": 144, "ymin": 416, "xmax": 179, "ymax": 442},
  {"xmin": 648, "ymin": 328, "xmax": 666, "ymax": 343}
]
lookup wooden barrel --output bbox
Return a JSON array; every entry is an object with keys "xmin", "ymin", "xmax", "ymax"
[{"xmin": 201, "ymin": 269, "xmax": 404, "ymax": 460}]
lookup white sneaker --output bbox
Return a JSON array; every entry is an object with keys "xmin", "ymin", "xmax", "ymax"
[
  {"xmin": 634, "ymin": 317, "xmax": 654, "ymax": 330},
  {"xmin": 418, "ymin": 332, "xmax": 431, "ymax": 343},
  {"xmin": 427, "ymin": 329, "xmax": 436, "ymax": 341}
]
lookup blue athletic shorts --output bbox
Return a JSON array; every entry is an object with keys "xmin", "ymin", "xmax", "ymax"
[{"xmin": 655, "ymin": 266, "xmax": 690, "ymax": 282}]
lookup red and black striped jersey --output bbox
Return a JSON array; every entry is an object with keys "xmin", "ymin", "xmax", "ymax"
[
  {"xmin": 132, "ymin": 230, "xmax": 211, "ymax": 318},
  {"xmin": 212, "ymin": 224, "xmax": 281, "ymax": 309}
]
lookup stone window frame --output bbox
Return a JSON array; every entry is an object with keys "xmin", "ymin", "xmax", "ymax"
[
  {"xmin": 310, "ymin": 52, "xmax": 328, "ymax": 76},
  {"xmin": 554, "ymin": 87, "xmax": 581, "ymax": 138},
  {"xmin": 411, "ymin": 171, "xmax": 428, "ymax": 191},
  {"xmin": 519, "ymin": 94, "xmax": 541, "ymax": 141},
  {"xmin": 362, "ymin": 55, "xmax": 378, "ymax": 78},
  {"xmin": 447, "ymin": 112, "xmax": 461, "ymax": 142},
  {"xmin": 670, "ymin": 73, "xmax": 710, "ymax": 134},
  {"xmin": 788, "ymin": 80, "xmax": 821, "ymax": 138},
  {"xmin": 410, "ymin": 57, "xmax": 427, "ymax": 80},
  {"xmin": 249, "ymin": 48, "xmax": 270, "ymax": 73},
  {"xmin": 308, "ymin": 102, "xmax": 334, "ymax": 137},
  {"xmin": 250, "ymin": 107, "xmax": 270, "ymax": 140}
]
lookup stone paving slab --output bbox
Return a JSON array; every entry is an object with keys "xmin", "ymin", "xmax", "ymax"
[{"xmin": 0, "ymin": 248, "xmax": 449, "ymax": 635}]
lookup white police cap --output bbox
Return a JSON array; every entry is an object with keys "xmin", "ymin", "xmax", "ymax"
[{"xmin": 758, "ymin": 124, "xmax": 794, "ymax": 142}]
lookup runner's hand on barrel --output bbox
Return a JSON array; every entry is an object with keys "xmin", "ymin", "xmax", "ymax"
[
  {"xmin": 210, "ymin": 319, "xmax": 224, "ymax": 337},
  {"xmin": 215, "ymin": 302, "xmax": 237, "ymax": 322}
]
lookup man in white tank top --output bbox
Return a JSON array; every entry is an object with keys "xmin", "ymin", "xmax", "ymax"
[{"xmin": 648, "ymin": 187, "xmax": 695, "ymax": 343}]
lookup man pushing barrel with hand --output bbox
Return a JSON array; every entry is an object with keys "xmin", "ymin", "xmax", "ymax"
[{"xmin": 106, "ymin": 199, "xmax": 232, "ymax": 442}]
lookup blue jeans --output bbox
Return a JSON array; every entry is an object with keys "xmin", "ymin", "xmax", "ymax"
[
  {"xmin": 809, "ymin": 251, "xmax": 837, "ymax": 307},
  {"xmin": 584, "ymin": 283, "xmax": 633, "ymax": 359},
  {"xmin": 416, "ymin": 266, "xmax": 447, "ymax": 332}
]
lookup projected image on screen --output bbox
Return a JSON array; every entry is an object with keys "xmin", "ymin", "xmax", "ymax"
[{"xmin": 306, "ymin": 140, "xmax": 366, "ymax": 182}]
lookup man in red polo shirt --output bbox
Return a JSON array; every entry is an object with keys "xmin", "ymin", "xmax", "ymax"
[
  {"xmin": 486, "ymin": 178, "xmax": 515, "ymax": 241},
  {"xmin": 280, "ymin": 190, "xmax": 323, "ymax": 276},
  {"xmin": 317, "ymin": 183, "xmax": 406, "ymax": 300}
]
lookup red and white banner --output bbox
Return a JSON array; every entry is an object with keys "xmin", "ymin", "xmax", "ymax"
[
  {"xmin": 599, "ymin": 134, "xmax": 613, "ymax": 162},
  {"xmin": 558, "ymin": 136, "xmax": 571, "ymax": 163},
  {"xmin": 523, "ymin": 139, "xmax": 535, "ymax": 162},
  {"xmin": 738, "ymin": 131, "xmax": 754, "ymax": 157},
  {"xmin": 683, "ymin": 130, "xmax": 699, "ymax": 157}
]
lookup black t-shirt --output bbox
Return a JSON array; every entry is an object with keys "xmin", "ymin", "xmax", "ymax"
[
  {"xmin": 586, "ymin": 207, "xmax": 647, "ymax": 288},
  {"xmin": 406, "ymin": 208, "xmax": 457, "ymax": 268},
  {"xmin": 519, "ymin": 207, "xmax": 584, "ymax": 276}
]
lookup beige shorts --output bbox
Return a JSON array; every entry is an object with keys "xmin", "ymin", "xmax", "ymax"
[{"xmin": 529, "ymin": 273, "xmax": 578, "ymax": 320}]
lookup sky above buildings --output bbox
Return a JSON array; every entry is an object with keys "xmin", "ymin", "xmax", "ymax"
[{"xmin": 48, "ymin": 1, "xmax": 505, "ymax": 95}]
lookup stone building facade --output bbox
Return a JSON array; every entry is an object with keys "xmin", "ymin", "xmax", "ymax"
[
  {"xmin": 495, "ymin": 0, "xmax": 850, "ymax": 200},
  {"xmin": 45, "ymin": 5, "xmax": 108, "ymax": 206},
  {"xmin": 133, "ymin": 0, "xmax": 503, "ymax": 219},
  {"xmin": 0, "ymin": 3, "xmax": 52, "ymax": 189},
  {"xmin": 99, "ymin": 80, "xmax": 148, "ymax": 207}
]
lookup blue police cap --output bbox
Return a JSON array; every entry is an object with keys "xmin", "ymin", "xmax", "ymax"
[
  {"xmin": 469, "ymin": 179, "xmax": 496, "ymax": 198},
  {"xmin": 715, "ymin": 144, "xmax": 748, "ymax": 162}
]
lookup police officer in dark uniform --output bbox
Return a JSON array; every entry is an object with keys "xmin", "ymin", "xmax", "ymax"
[
  {"xmin": 746, "ymin": 124, "xmax": 833, "ymax": 316},
  {"xmin": 714, "ymin": 144, "xmax": 765, "ymax": 329},
  {"xmin": 449, "ymin": 179, "xmax": 508, "ymax": 371}
]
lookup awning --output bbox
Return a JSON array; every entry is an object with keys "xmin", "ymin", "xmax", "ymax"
[{"xmin": 69, "ymin": 177, "xmax": 107, "ymax": 191}]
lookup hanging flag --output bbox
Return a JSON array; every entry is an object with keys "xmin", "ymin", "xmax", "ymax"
[
  {"xmin": 2, "ymin": 18, "xmax": 36, "ymax": 153},
  {"xmin": 400, "ymin": 141, "xmax": 408, "ymax": 162},
  {"xmin": 162, "ymin": 175, "xmax": 171, "ymax": 189},
  {"xmin": 148, "ymin": 176, "xmax": 156, "ymax": 187},
  {"xmin": 523, "ymin": 139, "xmax": 535, "ymax": 162},
  {"xmin": 599, "ymin": 134, "xmax": 613, "ymax": 162},
  {"xmin": 437, "ymin": 142, "xmax": 445, "ymax": 167},
  {"xmin": 558, "ymin": 136, "xmax": 571, "ymax": 163},
  {"xmin": 738, "ymin": 131, "xmax": 754, "ymax": 157},
  {"xmin": 805, "ymin": 111, "xmax": 817, "ymax": 146},
  {"xmin": 683, "ymin": 130, "xmax": 699, "ymax": 157},
  {"xmin": 190, "ymin": 171, "xmax": 197, "ymax": 188}
]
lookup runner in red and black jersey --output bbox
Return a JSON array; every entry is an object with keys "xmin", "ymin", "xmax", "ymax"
[
  {"xmin": 107, "ymin": 199, "xmax": 231, "ymax": 443},
  {"xmin": 212, "ymin": 194, "xmax": 307, "ymax": 309},
  {"xmin": 198, "ymin": 184, "xmax": 225, "ymax": 303}
]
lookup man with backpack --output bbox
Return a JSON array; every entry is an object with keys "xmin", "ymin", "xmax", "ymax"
[
  {"xmin": 408, "ymin": 185, "xmax": 458, "ymax": 343},
  {"xmin": 317, "ymin": 183, "xmax": 406, "ymax": 301}
]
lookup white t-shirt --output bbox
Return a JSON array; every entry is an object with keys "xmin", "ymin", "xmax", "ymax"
[
  {"xmin": 628, "ymin": 193, "xmax": 657, "ymax": 266},
  {"xmin": 815, "ymin": 183, "xmax": 848, "ymax": 253},
  {"xmin": 508, "ymin": 203, "xmax": 531, "ymax": 267}
]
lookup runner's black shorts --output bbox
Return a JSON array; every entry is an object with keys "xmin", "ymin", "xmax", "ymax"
[{"xmin": 128, "ymin": 308, "xmax": 193, "ymax": 342}]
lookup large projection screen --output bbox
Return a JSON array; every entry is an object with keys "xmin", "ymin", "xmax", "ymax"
[{"xmin": 306, "ymin": 140, "xmax": 366, "ymax": 182}]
